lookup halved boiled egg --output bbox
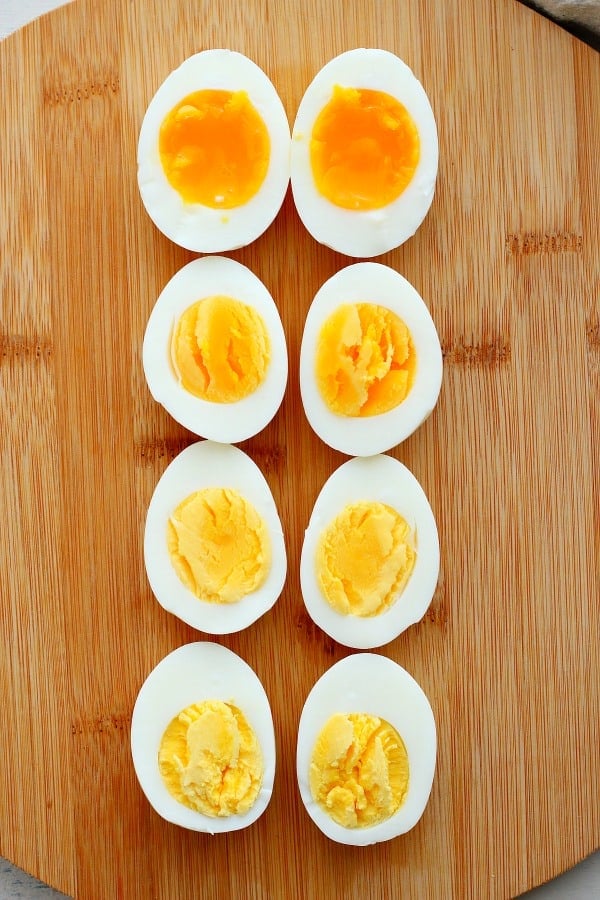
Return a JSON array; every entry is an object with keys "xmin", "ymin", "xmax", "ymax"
[
  {"xmin": 300, "ymin": 262, "xmax": 442, "ymax": 456},
  {"xmin": 296, "ymin": 653, "xmax": 436, "ymax": 844},
  {"xmin": 138, "ymin": 49, "xmax": 291, "ymax": 252},
  {"xmin": 144, "ymin": 440, "xmax": 286, "ymax": 634},
  {"xmin": 291, "ymin": 48, "xmax": 438, "ymax": 257},
  {"xmin": 131, "ymin": 642, "xmax": 276, "ymax": 832},
  {"xmin": 300, "ymin": 454, "xmax": 439, "ymax": 649},
  {"xmin": 143, "ymin": 255, "xmax": 288, "ymax": 443}
]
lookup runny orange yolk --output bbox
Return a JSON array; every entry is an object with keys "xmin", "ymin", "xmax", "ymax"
[
  {"xmin": 315, "ymin": 303, "xmax": 416, "ymax": 417},
  {"xmin": 159, "ymin": 90, "xmax": 270, "ymax": 208},
  {"xmin": 310, "ymin": 86, "xmax": 420, "ymax": 210}
]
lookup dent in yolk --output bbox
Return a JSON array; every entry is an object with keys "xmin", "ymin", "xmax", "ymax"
[
  {"xmin": 315, "ymin": 303, "xmax": 416, "ymax": 417},
  {"xmin": 171, "ymin": 295, "xmax": 271, "ymax": 403},
  {"xmin": 310, "ymin": 712, "xmax": 409, "ymax": 828},
  {"xmin": 310, "ymin": 86, "xmax": 420, "ymax": 210},
  {"xmin": 159, "ymin": 700, "xmax": 263, "ymax": 817},
  {"xmin": 316, "ymin": 501, "xmax": 416, "ymax": 617},
  {"xmin": 167, "ymin": 487, "xmax": 271, "ymax": 604},
  {"xmin": 159, "ymin": 90, "xmax": 270, "ymax": 208}
]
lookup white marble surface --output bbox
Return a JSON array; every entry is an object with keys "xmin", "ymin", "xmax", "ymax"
[{"xmin": 1, "ymin": 1, "xmax": 598, "ymax": 897}]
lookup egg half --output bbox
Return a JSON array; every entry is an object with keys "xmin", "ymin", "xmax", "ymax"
[
  {"xmin": 138, "ymin": 49, "xmax": 291, "ymax": 252},
  {"xmin": 143, "ymin": 255, "xmax": 288, "ymax": 443},
  {"xmin": 291, "ymin": 48, "xmax": 438, "ymax": 257},
  {"xmin": 131, "ymin": 642, "xmax": 276, "ymax": 832},
  {"xmin": 296, "ymin": 653, "xmax": 436, "ymax": 844},
  {"xmin": 144, "ymin": 440, "xmax": 287, "ymax": 634},
  {"xmin": 300, "ymin": 262, "xmax": 442, "ymax": 456}
]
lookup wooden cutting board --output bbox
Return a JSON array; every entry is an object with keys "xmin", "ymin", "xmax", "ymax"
[{"xmin": 1, "ymin": 0, "xmax": 598, "ymax": 897}]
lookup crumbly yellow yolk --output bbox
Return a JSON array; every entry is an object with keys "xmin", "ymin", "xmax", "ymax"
[
  {"xmin": 316, "ymin": 501, "xmax": 416, "ymax": 617},
  {"xmin": 310, "ymin": 712, "xmax": 409, "ymax": 828},
  {"xmin": 315, "ymin": 303, "xmax": 416, "ymax": 417},
  {"xmin": 159, "ymin": 89, "xmax": 270, "ymax": 207},
  {"xmin": 310, "ymin": 86, "xmax": 420, "ymax": 210},
  {"xmin": 171, "ymin": 296, "xmax": 270, "ymax": 403},
  {"xmin": 159, "ymin": 700, "xmax": 263, "ymax": 817},
  {"xmin": 167, "ymin": 487, "xmax": 271, "ymax": 604}
]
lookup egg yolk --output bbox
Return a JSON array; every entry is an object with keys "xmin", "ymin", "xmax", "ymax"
[
  {"xmin": 159, "ymin": 90, "xmax": 270, "ymax": 208},
  {"xmin": 159, "ymin": 700, "xmax": 263, "ymax": 817},
  {"xmin": 310, "ymin": 712, "xmax": 409, "ymax": 828},
  {"xmin": 316, "ymin": 501, "xmax": 416, "ymax": 617},
  {"xmin": 171, "ymin": 295, "xmax": 270, "ymax": 403},
  {"xmin": 310, "ymin": 86, "xmax": 420, "ymax": 210},
  {"xmin": 167, "ymin": 487, "xmax": 271, "ymax": 604},
  {"xmin": 315, "ymin": 303, "xmax": 416, "ymax": 417}
]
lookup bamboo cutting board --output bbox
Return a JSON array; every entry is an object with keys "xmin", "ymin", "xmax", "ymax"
[{"xmin": 1, "ymin": 0, "xmax": 599, "ymax": 897}]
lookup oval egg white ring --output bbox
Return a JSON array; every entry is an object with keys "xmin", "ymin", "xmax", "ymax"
[
  {"xmin": 296, "ymin": 653, "xmax": 436, "ymax": 845},
  {"xmin": 143, "ymin": 256, "xmax": 288, "ymax": 443},
  {"xmin": 291, "ymin": 48, "xmax": 438, "ymax": 257},
  {"xmin": 138, "ymin": 49, "xmax": 291, "ymax": 252},
  {"xmin": 131, "ymin": 642, "xmax": 276, "ymax": 833},
  {"xmin": 144, "ymin": 441, "xmax": 287, "ymax": 634},
  {"xmin": 299, "ymin": 262, "xmax": 443, "ymax": 456},
  {"xmin": 300, "ymin": 455, "xmax": 439, "ymax": 649}
]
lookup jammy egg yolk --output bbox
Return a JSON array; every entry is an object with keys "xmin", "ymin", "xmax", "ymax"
[
  {"xmin": 310, "ymin": 712, "xmax": 409, "ymax": 828},
  {"xmin": 316, "ymin": 501, "xmax": 416, "ymax": 617},
  {"xmin": 315, "ymin": 303, "xmax": 416, "ymax": 417},
  {"xmin": 310, "ymin": 86, "xmax": 420, "ymax": 210},
  {"xmin": 159, "ymin": 90, "xmax": 270, "ymax": 208},
  {"xmin": 171, "ymin": 296, "xmax": 270, "ymax": 403},
  {"xmin": 167, "ymin": 487, "xmax": 271, "ymax": 604},
  {"xmin": 159, "ymin": 700, "xmax": 263, "ymax": 817}
]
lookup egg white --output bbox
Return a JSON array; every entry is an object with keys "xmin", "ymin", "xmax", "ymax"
[
  {"xmin": 300, "ymin": 455, "xmax": 439, "ymax": 649},
  {"xmin": 144, "ymin": 440, "xmax": 287, "ymax": 634},
  {"xmin": 299, "ymin": 262, "xmax": 443, "ymax": 456},
  {"xmin": 143, "ymin": 255, "xmax": 288, "ymax": 443},
  {"xmin": 296, "ymin": 653, "xmax": 436, "ymax": 845},
  {"xmin": 131, "ymin": 642, "xmax": 276, "ymax": 833},
  {"xmin": 290, "ymin": 48, "xmax": 438, "ymax": 258},
  {"xmin": 138, "ymin": 49, "xmax": 291, "ymax": 252}
]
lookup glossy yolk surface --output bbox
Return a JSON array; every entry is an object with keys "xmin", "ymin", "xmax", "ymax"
[
  {"xmin": 310, "ymin": 86, "xmax": 420, "ymax": 210},
  {"xmin": 159, "ymin": 700, "xmax": 263, "ymax": 817},
  {"xmin": 159, "ymin": 90, "xmax": 270, "ymax": 208}
]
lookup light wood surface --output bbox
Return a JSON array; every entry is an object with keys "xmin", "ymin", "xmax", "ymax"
[{"xmin": 1, "ymin": 1, "xmax": 599, "ymax": 897}]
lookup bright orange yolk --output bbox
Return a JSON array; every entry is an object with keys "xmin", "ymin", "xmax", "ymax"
[
  {"xmin": 159, "ymin": 90, "xmax": 270, "ymax": 208},
  {"xmin": 310, "ymin": 86, "xmax": 420, "ymax": 210}
]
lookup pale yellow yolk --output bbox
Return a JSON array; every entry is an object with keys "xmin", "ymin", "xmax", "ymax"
[
  {"xmin": 310, "ymin": 86, "xmax": 420, "ymax": 210},
  {"xmin": 159, "ymin": 89, "xmax": 270, "ymax": 208},
  {"xmin": 171, "ymin": 295, "xmax": 270, "ymax": 403},
  {"xmin": 315, "ymin": 303, "xmax": 416, "ymax": 417},
  {"xmin": 310, "ymin": 712, "xmax": 409, "ymax": 828},
  {"xmin": 159, "ymin": 700, "xmax": 263, "ymax": 817},
  {"xmin": 167, "ymin": 487, "xmax": 271, "ymax": 604},
  {"xmin": 316, "ymin": 501, "xmax": 416, "ymax": 617}
]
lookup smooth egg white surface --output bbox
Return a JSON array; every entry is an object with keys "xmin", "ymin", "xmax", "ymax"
[
  {"xmin": 296, "ymin": 653, "xmax": 437, "ymax": 845},
  {"xmin": 291, "ymin": 48, "xmax": 438, "ymax": 257},
  {"xmin": 144, "ymin": 440, "xmax": 287, "ymax": 635},
  {"xmin": 299, "ymin": 262, "xmax": 443, "ymax": 456},
  {"xmin": 138, "ymin": 49, "xmax": 291, "ymax": 252},
  {"xmin": 300, "ymin": 455, "xmax": 440, "ymax": 649},
  {"xmin": 131, "ymin": 642, "xmax": 276, "ymax": 833},
  {"xmin": 143, "ymin": 255, "xmax": 288, "ymax": 443}
]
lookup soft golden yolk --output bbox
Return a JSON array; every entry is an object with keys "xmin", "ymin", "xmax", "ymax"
[
  {"xmin": 316, "ymin": 501, "xmax": 416, "ymax": 617},
  {"xmin": 167, "ymin": 487, "xmax": 271, "ymax": 604},
  {"xmin": 315, "ymin": 303, "xmax": 416, "ymax": 417},
  {"xmin": 310, "ymin": 712, "xmax": 409, "ymax": 828},
  {"xmin": 171, "ymin": 295, "xmax": 270, "ymax": 403},
  {"xmin": 159, "ymin": 90, "xmax": 270, "ymax": 208},
  {"xmin": 310, "ymin": 86, "xmax": 420, "ymax": 210},
  {"xmin": 159, "ymin": 700, "xmax": 263, "ymax": 817}
]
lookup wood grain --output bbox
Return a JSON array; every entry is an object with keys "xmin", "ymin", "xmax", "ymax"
[{"xmin": 1, "ymin": 0, "xmax": 598, "ymax": 897}]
